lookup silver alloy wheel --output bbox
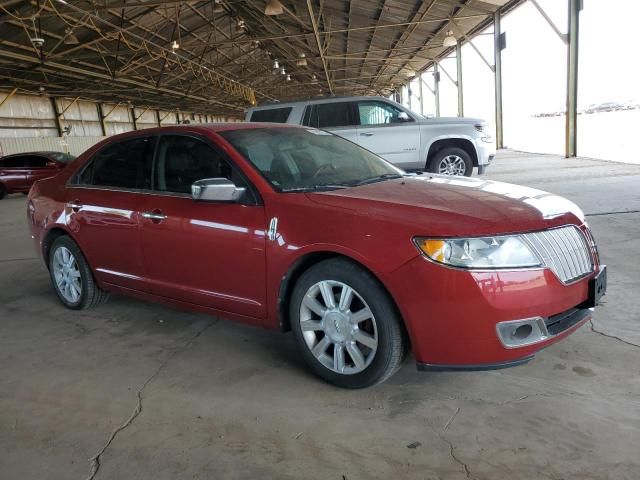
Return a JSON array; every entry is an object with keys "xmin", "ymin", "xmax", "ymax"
[
  {"xmin": 299, "ymin": 280, "xmax": 378, "ymax": 375},
  {"xmin": 438, "ymin": 155, "xmax": 467, "ymax": 176},
  {"xmin": 52, "ymin": 246, "xmax": 82, "ymax": 303}
]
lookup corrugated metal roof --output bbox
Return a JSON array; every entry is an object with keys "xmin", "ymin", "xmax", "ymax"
[{"xmin": 0, "ymin": 0, "xmax": 524, "ymax": 116}]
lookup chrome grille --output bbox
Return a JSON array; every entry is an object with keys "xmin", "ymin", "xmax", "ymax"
[{"xmin": 523, "ymin": 226, "xmax": 594, "ymax": 283}]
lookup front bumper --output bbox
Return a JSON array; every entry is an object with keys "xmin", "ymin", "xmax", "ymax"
[
  {"xmin": 475, "ymin": 138, "xmax": 496, "ymax": 167},
  {"xmin": 385, "ymin": 256, "xmax": 598, "ymax": 369}
]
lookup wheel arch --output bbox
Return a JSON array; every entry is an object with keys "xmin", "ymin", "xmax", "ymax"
[
  {"xmin": 277, "ymin": 251, "xmax": 408, "ymax": 343},
  {"xmin": 42, "ymin": 226, "xmax": 75, "ymax": 269},
  {"xmin": 426, "ymin": 137, "xmax": 478, "ymax": 168}
]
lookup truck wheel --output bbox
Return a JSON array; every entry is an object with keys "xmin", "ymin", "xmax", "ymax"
[
  {"xmin": 290, "ymin": 258, "xmax": 407, "ymax": 388},
  {"xmin": 428, "ymin": 147, "xmax": 473, "ymax": 177}
]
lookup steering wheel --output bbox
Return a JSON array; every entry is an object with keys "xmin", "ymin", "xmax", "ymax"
[{"xmin": 310, "ymin": 163, "xmax": 337, "ymax": 180}]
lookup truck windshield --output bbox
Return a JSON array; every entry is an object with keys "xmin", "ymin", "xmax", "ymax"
[{"xmin": 219, "ymin": 127, "xmax": 404, "ymax": 192}]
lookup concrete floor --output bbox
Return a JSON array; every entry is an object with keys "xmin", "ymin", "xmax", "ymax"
[{"xmin": 1, "ymin": 151, "xmax": 639, "ymax": 480}]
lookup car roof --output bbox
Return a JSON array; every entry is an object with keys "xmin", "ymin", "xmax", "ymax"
[
  {"xmin": 89, "ymin": 122, "xmax": 304, "ymax": 144},
  {"xmin": 247, "ymin": 95, "xmax": 395, "ymax": 110},
  {"xmin": 0, "ymin": 151, "xmax": 68, "ymax": 159}
]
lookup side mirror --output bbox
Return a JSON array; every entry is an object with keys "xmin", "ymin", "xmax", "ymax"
[
  {"xmin": 191, "ymin": 178, "xmax": 246, "ymax": 202},
  {"xmin": 397, "ymin": 111, "xmax": 411, "ymax": 122}
]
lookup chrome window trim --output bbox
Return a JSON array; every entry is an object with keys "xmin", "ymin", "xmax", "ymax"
[{"xmin": 67, "ymin": 184, "xmax": 192, "ymax": 199}]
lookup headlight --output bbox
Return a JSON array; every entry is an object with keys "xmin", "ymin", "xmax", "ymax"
[{"xmin": 414, "ymin": 235, "xmax": 542, "ymax": 269}]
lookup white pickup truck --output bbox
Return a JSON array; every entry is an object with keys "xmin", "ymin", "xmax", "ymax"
[{"xmin": 245, "ymin": 95, "xmax": 495, "ymax": 176}]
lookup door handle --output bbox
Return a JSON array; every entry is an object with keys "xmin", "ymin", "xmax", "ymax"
[
  {"xmin": 67, "ymin": 200, "xmax": 82, "ymax": 212},
  {"xmin": 142, "ymin": 210, "xmax": 167, "ymax": 223},
  {"xmin": 360, "ymin": 132, "xmax": 374, "ymax": 137}
]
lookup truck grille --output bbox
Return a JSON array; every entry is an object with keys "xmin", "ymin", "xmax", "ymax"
[{"xmin": 523, "ymin": 226, "xmax": 594, "ymax": 283}]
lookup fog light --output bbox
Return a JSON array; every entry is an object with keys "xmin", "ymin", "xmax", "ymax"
[
  {"xmin": 512, "ymin": 324, "xmax": 533, "ymax": 340},
  {"xmin": 496, "ymin": 317, "xmax": 549, "ymax": 348}
]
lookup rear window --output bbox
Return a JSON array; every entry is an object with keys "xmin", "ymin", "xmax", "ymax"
[
  {"xmin": 0, "ymin": 157, "xmax": 26, "ymax": 168},
  {"xmin": 250, "ymin": 107, "xmax": 292, "ymax": 123},
  {"xmin": 303, "ymin": 102, "xmax": 353, "ymax": 129},
  {"xmin": 48, "ymin": 152, "xmax": 75, "ymax": 164},
  {"xmin": 77, "ymin": 137, "xmax": 153, "ymax": 189}
]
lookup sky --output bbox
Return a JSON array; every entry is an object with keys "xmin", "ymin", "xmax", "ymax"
[{"xmin": 402, "ymin": 0, "xmax": 640, "ymax": 155}]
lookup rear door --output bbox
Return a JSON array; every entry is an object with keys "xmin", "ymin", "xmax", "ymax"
[
  {"xmin": 66, "ymin": 136, "xmax": 154, "ymax": 291},
  {"xmin": 354, "ymin": 100, "xmax": 422, "ymax": 169},
  {"xmin": 137, "ymin": 134, "xmax": 267, "ymax": 320},
  {"xmin": 301, "ymin": 101, "xmax": 359, "ymax": 142},
  {"xmin": 24, "ymin": 155, "xmax": 63, "ymax": 186},
  {"xmin": 0, "ymin": 156, "xmax": 28, "ymax": 191}
]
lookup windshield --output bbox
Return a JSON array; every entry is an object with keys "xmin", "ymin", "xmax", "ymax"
[
  {"xmin": 219, "ymin": 127, "xmax": 403, "ymax": 192},
  {"xmin": 49, "ymin": 152, "xmax": 76, "ymax": 164}
]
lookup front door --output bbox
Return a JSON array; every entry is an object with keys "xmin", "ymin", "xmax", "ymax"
[
  {"xmin": 65, "ymin": 136, "xmax": 154, "ymax": 291},
  {"xmin": 24, "ymin": 155, "xmax": 64, "ymax": 187},
  {"xmin": 302, "ymin": 101, "xmax": 359, "ymax": 143},
  {"xmin": 138, "ymin": 134, "xmax": 267, "ymax": 320},
  {"xmin": 354, "ymin": 100, "xmax": 422, "ymax": 169}
]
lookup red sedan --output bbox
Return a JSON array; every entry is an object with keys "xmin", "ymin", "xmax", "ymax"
[
  {"xmin": 27, "ymin": 124, "xmax": 606, "ymax": 388},
  {"xmin": 0, "ymin": 151, "xmax": 74, "ymax": 199}
]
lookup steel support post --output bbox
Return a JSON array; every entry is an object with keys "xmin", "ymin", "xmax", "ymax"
[
  {"xmin": 565, "ymin": 0, "xmax": 581, "ymax": 157},
  {"xmin": 419, "ymin": 73, "xmax": 424, "ymax": 115},
  {"xmin": 0, "ymin": 88, "xmax": 18, "ymax": 108},
  {"xmin": 50, "ymin": 97, "xmax": 64, "ymax": 137},
  {"xmin": 97, "ymin": 103, "xmax": 107, "ymax": 136},
  {"xmin": 131, "ymin": 107, "xmax": 137, "ymax": 130},
  {"xmin": 494, "ymin": 11, "xmax": 504, "ymax": 150},
  {"xmin": 434, "ymin": 64, "xmax": 441, "ymax": 117},
  {"xmin": 456, "ymin": 43, "xmax": 464, "ymax": 117}
]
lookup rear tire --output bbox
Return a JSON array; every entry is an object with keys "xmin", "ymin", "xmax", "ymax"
[
  {"xmin": 49, "ymin": 236, "xmax": 109, "ymax": 310},
  {"xmin": 290, "ymin": 258, "xmax": 407, "ymax": 388},
  {"xmin": 0, "ymin": 184, "xmax": 6, "ymax": 200},
  {"xmin": 428, "ymin": 147, "xmax": 473, "ymax": 177}
]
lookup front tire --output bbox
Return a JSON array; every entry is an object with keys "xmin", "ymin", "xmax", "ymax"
[
  {"xmin": 428, "ymin": 147, "xmax": 473, "ymax": 176},
  {"xmin": 0, "ymin": 184, "xmax": 6, "ymax": 200},
  {"xmin": 49, "ymin": 236, "xmax": 108, "ymax": 310},
  {"xmin": 290, "ymin": 258, "xmax": 407, "ymax": 388}
]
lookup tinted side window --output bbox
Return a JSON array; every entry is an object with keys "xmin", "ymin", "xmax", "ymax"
[
  {"xmin": 357, "ymin": 101, "xmax": 411, "ymax": 125},
  {"xmin": 2, "ymin": 157, "xmax": 26, "ymax": 168},
  {"xmin": 81, "ymin": 137, "xmax": 153, "ymax": 189},
  {"xmin": 26, "ymin": 156, "xmax": 49, "ymax": 168},
  {"xmin": 155, "ymin": 135, "xmax": 246, "ymax": 195},
  {"xmin": 250, "ymin": 107, "xmax": 292, "ymax": 123},
  {"xmin": 306, "ymin": 102, "xmax": 352, "ymax": 128}
]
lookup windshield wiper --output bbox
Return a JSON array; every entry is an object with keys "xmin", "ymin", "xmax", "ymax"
[
  {"xmin": 281, "ymin": 184, "xmax": 350, "ymax": 193},
  {"xmin": 353, "ymin": 173, "xmax": 404, "ymax": 186}
]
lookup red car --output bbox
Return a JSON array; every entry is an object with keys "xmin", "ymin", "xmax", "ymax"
[
  {"xmin": 0, "ymin": 151, "xmax": 74, "ymax": 199},
  {"xmin": 27, "ymin": 124, "xmax": 606, "ymax": 388}
]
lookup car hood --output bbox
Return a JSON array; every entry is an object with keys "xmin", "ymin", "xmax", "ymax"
[
  {"xmin": 306, "ymin": 175, "xmax": 585, "ymax": 237},
  {"xmin": 414, "ymin": 116, "xmax": 484, "ymax": 126}
]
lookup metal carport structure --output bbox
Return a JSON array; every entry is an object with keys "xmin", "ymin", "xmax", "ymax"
[{"xmin": 0, "ymin": 0, "xmax": 582, "ymax": 156}]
